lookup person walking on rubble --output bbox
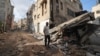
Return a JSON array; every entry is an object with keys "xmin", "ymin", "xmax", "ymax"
[{"xmin": 43, "ymin": 22, "xmax": 51, "ymax": 47}]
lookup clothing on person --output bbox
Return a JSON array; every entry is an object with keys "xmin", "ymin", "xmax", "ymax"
[
  {"xmin": 43, "ymin": 23, "xmax": 51, "ymax": 47},
  {"xmin": 44, "ymin": 26, "xmax": 50, "ymax": 35},
  {"xmin": 44, "ymin": 35, "xmax": 50, "ymax": 47}
]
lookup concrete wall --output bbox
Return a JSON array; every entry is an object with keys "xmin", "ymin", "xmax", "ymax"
[
  {"xmin": 92, "ymin": 4, "xmax": 100, "ymax": 25},
  {"xmin": 92, "ymin": 4, "xmax": 100, "ymax": 19},
  {"xmin": 33, "ymin": 0, "xmax": 50, "ymax": 34},
  {"xmin": 33, "ymin": 0, "xmax": 82, "ymax": 34},
  {"xmin": 52, "ymin": 0, "xmax": 82, "ymax": 26}
]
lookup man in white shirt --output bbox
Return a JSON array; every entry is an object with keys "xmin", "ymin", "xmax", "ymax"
[{"xmin": 43, "ymin": 22, "xmax": 50, "ymax": 47}]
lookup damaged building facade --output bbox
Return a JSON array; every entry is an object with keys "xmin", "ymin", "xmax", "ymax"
[
  {"xmin": 33, "ymin": 0, "xmax": 83, "ymax": 34},
  {"xmin": 92, "ymin": 0, "xmax": 100, "ymax": 25}
]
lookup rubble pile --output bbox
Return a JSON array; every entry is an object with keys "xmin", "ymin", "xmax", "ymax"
[
  {"xmin": 17, "ymin": 44, "xmax": 64, "ymax": 56},
  {"xmin": 0, "ymin": 32, "xmax": 35, "ymax": 56},
  {"xmin": 68, "ymin": 45, "xmax": 86, "ymax": 56},
  {"xmin": 50, "ymin": 12, "xmax": 100, "ymax": 56},
  {"xmin": 51, "ymin": 39, "xmax": 86, "ymax": 56},
  {"xmin": 0, "ymin": 32, "xmax": 64, "ymax": 56}
]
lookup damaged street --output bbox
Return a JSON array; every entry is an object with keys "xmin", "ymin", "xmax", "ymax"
[
  {"xmin": 0, "ymin": 31, "xmax": 63, "ymax": 56},
  {"xmin": 0, "ymin": 12, "xmax": 100, "ymax": 56},
  {"xmin": 0, "ymin": 0, "xmax": 100, "ymax": 56}
]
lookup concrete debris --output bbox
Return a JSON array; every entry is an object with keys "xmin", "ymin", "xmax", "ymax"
[
  {"xmin": 0, "ymin": 11, "xmax": 100, "ymax": 56},
  {"xmin": 40, "ymin": 51, "xmax": 45, "ymax": 54},
  {"xmin": 0, "ymin": 32, "xmax": 64, "ymax": 56},
  {"xmin": 33, "ymin": 33, "xmax": 44, "ymax": 40},
  {"xmin": 49, "ymin": 12, "xmax": 100, "ymax": 56}
]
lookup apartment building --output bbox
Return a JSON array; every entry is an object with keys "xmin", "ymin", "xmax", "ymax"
[
  {"xmin": 92, "ymin": 0, "xmax": 100, "ymax": 24},
  {"xmin": 27, "ymin": 4, "xmax": 35, "ymax": 32},
  {"xmin": 33, "ymin": 0, "xmax": 83, "ymax": 34},
  {"xmin": 0, "ymin": 0, "xmax": 14, "ymax": 31}
]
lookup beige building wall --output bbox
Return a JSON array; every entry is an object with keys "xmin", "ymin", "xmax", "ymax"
[
  {"xmin": 33, "ymin": 0, "xmax": 82, "ymax": 34},
  {"xmin": 33, "ymin": 0, "xmax": 50, "ymax": 34}
]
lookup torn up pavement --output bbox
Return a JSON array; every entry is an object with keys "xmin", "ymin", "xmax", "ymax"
[{"xmin": 50, "ymin": 12, "xmax": 100, "ymax": 56}]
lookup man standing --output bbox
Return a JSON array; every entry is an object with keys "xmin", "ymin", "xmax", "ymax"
[{"xmin": 43, "ymin": 22, "xmax": 50, "ymax": 47}]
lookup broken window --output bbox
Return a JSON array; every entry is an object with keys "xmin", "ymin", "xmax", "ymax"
[
  {"xmin": 79, "ymin": 4, "xmax": 83, "ymax": 10},
  {"xmin": 42, "ymin": 4, "xmax": 44, "ymax": 16},
  {"xmin": 96, "ymin": 10, "xmax": 100, "ymax": 14},
  {"xmin": 34, "ymin": 15, "xmax": 36, "ymax": 20},
  {"xmin": 56, "ymin": 6, "xmax": 59, "ymax": 13},
  {"xmin": 60, "ymin": 2, "xmax": 63, "ymax": 10},
  {"xmin": 67, "ymin": 8, "xmax": 75, "ymax": 17},
  {"xmin": 45, "ymin": 3, "xmax": 47, "ymax": 9}
]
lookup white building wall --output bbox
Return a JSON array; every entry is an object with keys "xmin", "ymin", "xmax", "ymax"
[
  {"xmin": 34, "ymin": 19, "xmax": 49, "ymax": 34},
  {"xmin": 33, "ymin": 0, "xmax": 50, "ymax": 34},
  {"xmin": 92, "ymin": 4, "xmax": 100, "ymax": 25},
  {"xmin": 39, "ymin": 19, "xmax": 49, "ymax": 35},
  {"xmin": 92, "ymin": 4, "xmax": 100, "ymax": 18}
]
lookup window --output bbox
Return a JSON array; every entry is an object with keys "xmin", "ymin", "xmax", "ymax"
[
  {"xmin": 67, "ymin": 8, "xmax": 75, "ymax": 17},
  {"xmin": 37, "ymin": 14, "xmax": 40, "ymax": 18},
  {"xmin": 45, "ymin": 3, "xmax": 47, "ymax": 9},
  {"xmin": 79, "ymin": 4, "xmax": 83, "ymax": 10},
  {"xmin": 56, "ymin": 0, "xmax": 58, "ymax": 3},
  {"xmin": 56, "ymin": 6, "xmax": 59, "ymax": 13},
  {"xmin": 60, "ymin": 2, "xmax": 63, "ymax": 10},
  {"xmin": 37, "ymin": 23, "xmax": 40, "ymax": 32},
  {"xmin": 96, "ymin": 10, "xmax": 100, "ymax": 14},
  {"xmin": 42, "ymin": 4, "xmax": 44, "ymax": 16},
  {"xmin": 34, "ymin": 15, "xmax": 36, "ymax": 20}
]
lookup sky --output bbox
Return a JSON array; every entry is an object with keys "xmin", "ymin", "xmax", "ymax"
[
  {"xmin": 80, "ymin": 0, "xmax": 97, "ymax": 11},
  {"xmin": 11, "ymin": 0, "xmax": 37, "ymax": 22},
  {"xmin": 11, "ymin": 0, "xmax": 97, "ymax": 22}
]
